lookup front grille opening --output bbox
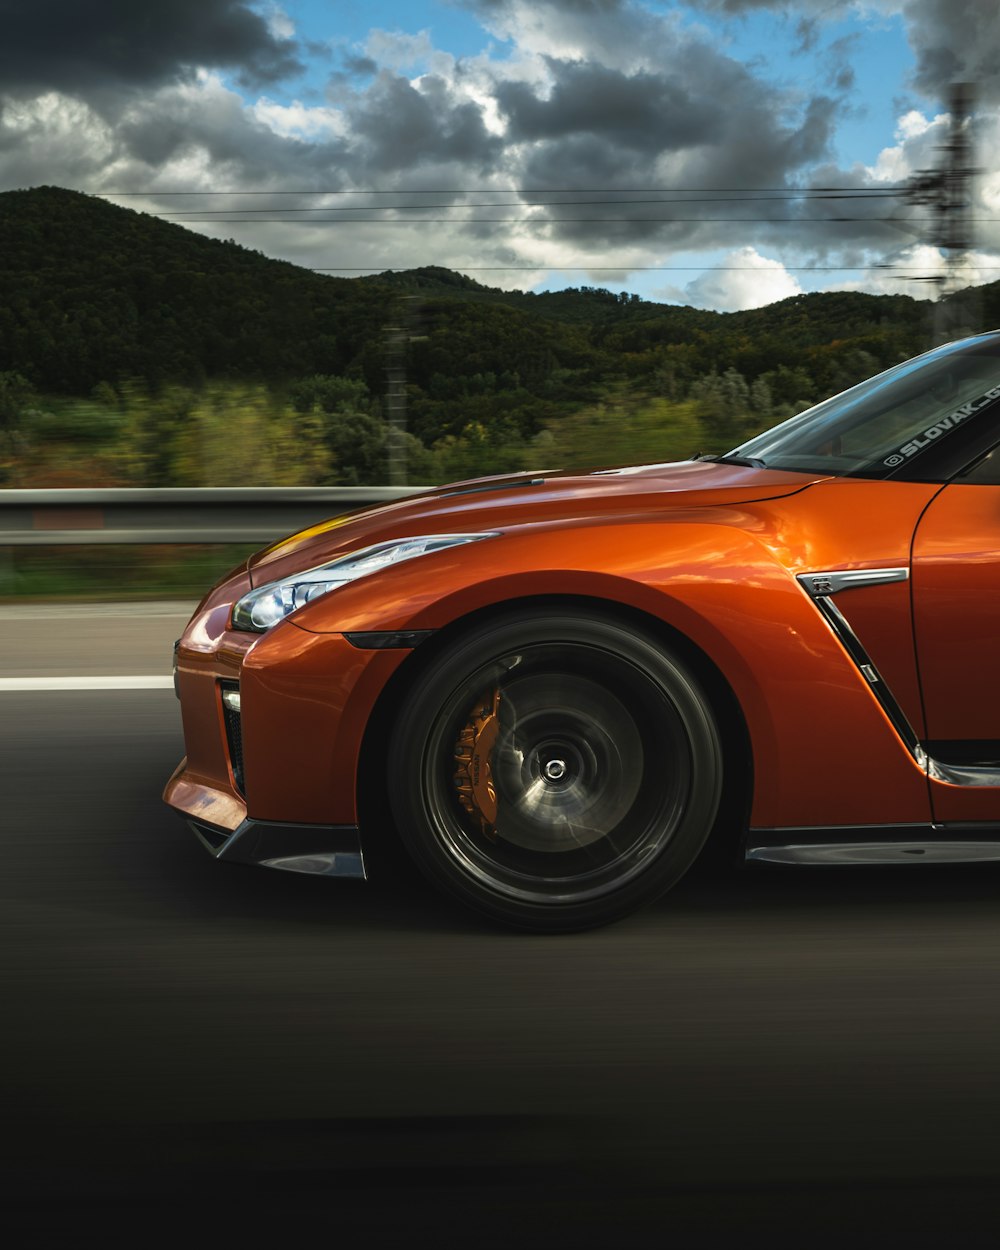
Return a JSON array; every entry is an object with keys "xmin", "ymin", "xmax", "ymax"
[{"xmin": 220, "ymin": 681, "xmax": 245, "ymax": 795}]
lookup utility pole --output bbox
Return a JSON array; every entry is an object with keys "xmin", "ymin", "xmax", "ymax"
[
  {"xmin": 383, "ymin": 295, "xmax": 421, "ymax": 487},
  {"xmin": 906, "ymin": 81, "xmax": 979, "ymax": 343},
  {"xmin": 384, "ymin": 318, "xmax": 407, "ymax": 488}
]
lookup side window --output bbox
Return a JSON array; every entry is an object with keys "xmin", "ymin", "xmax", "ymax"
[{"xmin": 957, "ymin": 445, "xmax": 1000, "ymax": 485}]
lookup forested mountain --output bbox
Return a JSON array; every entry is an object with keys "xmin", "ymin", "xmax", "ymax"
[
  {"xmin": 0, "ymin": 185, "xmax": 388, "ymax": 391},
  {"xmin": 0, "ymin": 184, "xmax": 994, "ymax": 488}
]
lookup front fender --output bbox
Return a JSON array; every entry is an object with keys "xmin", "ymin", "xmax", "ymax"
[{"xmin": 283, "ymin": 514, "xmax": 930, "ymax": 829}]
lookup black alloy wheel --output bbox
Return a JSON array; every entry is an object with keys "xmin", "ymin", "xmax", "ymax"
[{"xmin": 388, "ymin": 611, "xmax": 724, "ymax": 932}]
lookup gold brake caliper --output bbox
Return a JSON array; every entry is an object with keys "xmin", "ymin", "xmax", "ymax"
[{"xmin": 453, "ymin": 686, "xmax": 502, "ymax": 840}]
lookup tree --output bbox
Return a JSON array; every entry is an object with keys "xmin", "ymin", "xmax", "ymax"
[
  {"xmin": 290, "ymin": 375, "xmax": 374, "ymax": 416},
  {"xmin": 690, "ymin": 368, "xmax": 757, "ymax": 449},
  {"xmin": 0, "ymin": 371, "xmax": 35, "ymax": 482},
  {"xmin": 758, "ymin": 365, "xmax": 815, "ymax": 413},
  {"xmin": 0, "ymin": 371, "xmax": 34, "ymax": 436}
]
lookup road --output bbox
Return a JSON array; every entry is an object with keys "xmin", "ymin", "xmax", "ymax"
[{"xmin": 3, "ymin": 603, "xmax": 1000, "ymax": 1243}]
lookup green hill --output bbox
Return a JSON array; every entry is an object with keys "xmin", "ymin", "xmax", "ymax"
[{"xmin": 0, "ymin": 185, "xmax": 398, "ymax": 391}]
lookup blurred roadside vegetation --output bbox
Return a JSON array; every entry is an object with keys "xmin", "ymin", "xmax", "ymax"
[
  {"xmin": 0, "ymin": 369, "xmax": 784, "ymax": 489},
  {"xmin": 0, "ymin": 357, "xmax": 879, "ymax": 490}
]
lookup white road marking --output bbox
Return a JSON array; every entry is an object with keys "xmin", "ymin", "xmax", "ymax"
[{"xmin": 0, "ymin": 676, "xmax": 174, "ymax": 691}]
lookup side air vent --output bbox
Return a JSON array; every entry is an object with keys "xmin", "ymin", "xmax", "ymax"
[{"xmin": 220, "ymin": 682, "xmax": 245, "ymax": 796}]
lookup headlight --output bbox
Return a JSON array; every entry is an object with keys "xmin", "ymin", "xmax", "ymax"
[{"xmin": 232, "ymin": 533, "xmax": 498, "ymax": 633}]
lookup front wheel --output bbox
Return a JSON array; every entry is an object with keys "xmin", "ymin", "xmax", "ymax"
[{"xmin": 389, "ymin": 611, "xmax": 724, "ymax": 931}]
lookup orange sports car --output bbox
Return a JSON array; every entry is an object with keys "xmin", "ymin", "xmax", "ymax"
[{"xmin": 165, "ymin": 331, "xmax": 1000, "ymax": 930}]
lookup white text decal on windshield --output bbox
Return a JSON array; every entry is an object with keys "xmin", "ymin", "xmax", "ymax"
[{"xmin": 883, "ymin": 384, "xmax": 1000, "ymax": 466}]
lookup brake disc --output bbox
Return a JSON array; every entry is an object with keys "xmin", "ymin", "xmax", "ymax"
[{"xmin": 453, "ymin": 686, "xmax": 502, "ymax": 840}]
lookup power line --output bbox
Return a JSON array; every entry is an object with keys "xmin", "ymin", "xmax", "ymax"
[
  {"xmin": 94, "ymin": 186, "xmax": 905, "ymax": 197},
  {"xmin": 152, "ymin": 216, "xmax": 910, "ymax": 225},
  {"xmin": 153, "ymin": 195, "xmax": 902, "ymax": 215},
  {"xmin": 88, "ymin": 179, "xmax": 995, "ymax": 287},
  {"xmin": 306, "ymin": 264, "xmax": 1000, "ymax": 272}
]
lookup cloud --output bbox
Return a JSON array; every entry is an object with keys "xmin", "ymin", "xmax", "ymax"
[
  {"xmin": 362, "ymin": 29, "xmax": 438, "ymax": 72},
  {"xmin": 343, "ymin": 71, "xmax": 504, "ymax": 173},
  {"xmin": 456, "ymin": 0, "xmax": 637, "ymax": 57},
  {"xmin": 322, "ymin": 0, "xmax": 848, "ymax": 203},
  {"xmin": 0, "ymin": 0, "xmax": 303, "ymax": 96},
  {"xmin": 494, "ymin": 61, "xmax": 722, "ymax": 152},
  {"xmin": 0, "ymin": 93, "xmax": 120, "ymax": 187},
  {"xmin": 865, "ymin": 106, "xmax": 1000, "ymax": 259},
  {"xmin": 452, "ymin": 0, "xmax": 713, "ymax": 76},
  {"xmin": 2, "ymin": 0, "xmax": 997, "ymax": 311},
  {"xmin": 678, "ymin": 0, "xmax": 856, "ymax": 13},
  {"xmin": 865, "ymin": 107, "xmax": 946, "ymax": 182},
  {"xmin": 678, "ymin": 247, "xmax": 804, "ymax": 310},
  {"xmin": 0, "ymin": 73, "xmax": 349, "ymax": 196},
  {"xmin": 251, "ymin": 97, "xmax": 345, "ymax": 141},
  {"xmin": 833, "ymin": 243, "xmax": 1000, "ymax": 296},
  {"xmin": 902, "ymin": 0, "xmax": 1000, "ymax": 105},
  {"xmin": 262, "ymin": 4, "xmax": 295, "ymax": 42}
]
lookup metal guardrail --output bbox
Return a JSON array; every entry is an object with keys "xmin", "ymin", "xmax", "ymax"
[{"xmin": 0, "ymin": 487, "xmax": 428, "ymax": 545}]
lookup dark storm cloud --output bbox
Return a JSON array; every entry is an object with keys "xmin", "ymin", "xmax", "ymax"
[
  {"xmin": 343, "ymin": 55, "xmax": 378, "ymax": 78},
  {"xmin": 501, "ymin": 81, "xmax": 911, "ymax": 263},
  {"xmin": 902, "ymin": 0, "xmax": 1000, "ymax": 104},
  {"xmin": 405, "ymin": 12, "xmax": 854, "ymax": 262},
  {"xmin": 0, "ymin": 0, "xmax": 303, "ymax": 95},
  {"xmin": 495, "ymin": 61, "xmax": 722, "ymax": 152},
  {"xmin": 503, "ymin": 46, "xmax": 838, "ymax": 190},
  {"xmin": 680, "ymin": 0, "xmax": 846, "ymax": 14},
  {"xmin": 825, "ymin": 37, "xmax": 858, "ymax": 94},
  {"xmin": 113, "ymin": 87, "xmax": 347, "ymax": 181},
  {"xmin": 345, "ymin": 73, "xmax": 503, "ymax": 173}
]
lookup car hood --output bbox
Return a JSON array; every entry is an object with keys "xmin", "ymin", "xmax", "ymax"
[{"xmin": 248, "ymin": 459, "xmax": 825, "ymax": 585}]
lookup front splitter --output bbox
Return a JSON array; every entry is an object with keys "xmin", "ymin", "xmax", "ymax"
[{"xmin": 188, "ymin": 817, "xmax": 366, "ymax": 879}]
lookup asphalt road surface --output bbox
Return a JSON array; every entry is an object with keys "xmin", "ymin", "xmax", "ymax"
[{"xmin": 4, "ymin": 604, "xmax": 1000, "ymax": 1243}]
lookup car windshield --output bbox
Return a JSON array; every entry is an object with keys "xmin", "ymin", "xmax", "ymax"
[{"xmin": 725, "ymin": 331, "xmax": 1000, "ymax": 479}]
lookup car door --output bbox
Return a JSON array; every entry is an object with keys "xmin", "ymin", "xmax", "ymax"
[{"xmin": 911, "ymin": 448, "xmax": 1000, "ymax": 822}]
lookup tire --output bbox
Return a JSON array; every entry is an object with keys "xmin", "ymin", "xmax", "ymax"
[{"xmin": 388, "ymin": 609, "xmax": 724, "ymax": 932}]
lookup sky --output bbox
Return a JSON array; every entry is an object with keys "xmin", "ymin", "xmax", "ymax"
[{"xmin": 2, "ymin": 0, "xmax": 1000, "ymax": 311}]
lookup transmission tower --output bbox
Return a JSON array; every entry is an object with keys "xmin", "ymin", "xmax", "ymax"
[{"xmin": 906, "ymin": 81, "xmax": 979, "ymax": 342}]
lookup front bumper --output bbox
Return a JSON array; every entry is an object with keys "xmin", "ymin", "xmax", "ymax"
[
  {"xmin": 163, "ymin": 566, "xmax": 412, "ymax": 877},
  {"xmin": 163, "ymin": 755, "xmax": 368, "ymax": 878}
]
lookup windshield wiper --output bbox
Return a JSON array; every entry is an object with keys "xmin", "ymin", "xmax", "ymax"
[{"xmin": 693, "ymin": 453, "xmax": 767, "ymax": 469}]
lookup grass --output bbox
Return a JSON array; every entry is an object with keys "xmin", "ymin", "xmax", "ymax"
[{"xmin": 0, "ymin": 544, "xmax": 260, "ymax": 601}]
